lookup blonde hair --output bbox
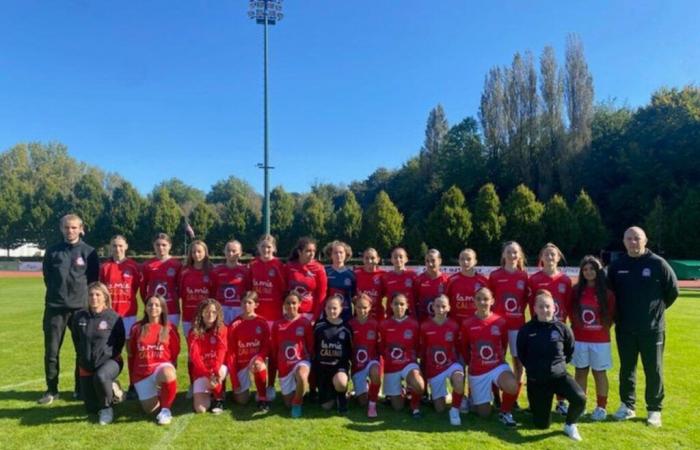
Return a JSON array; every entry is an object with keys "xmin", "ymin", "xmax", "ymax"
[
  {"xmin": 323, "ymin": 240, "xmax": 353, "ymax": 263},
  {"xmin": 500, "ymin": 241, "xmax": 526, "ymax": 271},
  {"xmin": 538, "ymin": 242, "xmax": 566, "ymax": 267},
  {"xmin": 88, "ymin": 282, "xmax": 112, "ymax": 309}
]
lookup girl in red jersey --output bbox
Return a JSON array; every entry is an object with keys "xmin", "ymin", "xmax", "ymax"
[
  {"xmin": 140, "ymin": 233, "xmax": 182, "ymax": 327},
  {"xmin": 323, "ymin": 240, "xmax": 356, "ymax": 321},
  {"xmin": 270, "ymin": 292, "xmax": 313, "ymax": 418},
  {"xmin": 228, "ymin": 291, "xmax": 271, "ymax": 411},
  {"xmin": 416, "ymin": 249, "xmax": 451, "ymax": 323},
  {"xmin": 383, "ymin": 247, "xmax": 418, "ymax": 319},
  {"xmin": 420, "ymin": 295, "xmax": 464, "ymax": 426},
  {"xmin": 286, "ymin": 237, "xmax": 327, "ymax": 322},
  {"xmin": 571, "ymin": 256, "xmax": 616, "ymax": 421},
  {"xmin": 349, "ymin": 293, "xmax": 382, "ymax": 418},
  {"xmin": 528, "ymin": 242, "xmax": 574, "ymax": 415},
  {"xmin": 354, "ymin": 248, "xmax": 386, "ymax": 321},
  {"xmin": 128, "ymin": 296, "xmax": 180, "ymax": 425},
  {"xmin": 379, "ymin": 293, "xmax": 425, "ymax": 418},
  {"xmin": 250, "ymin": 234, "xmax": 287, "ymax": 327},
  {"xmin": 488, "ymin": 241, "xmax": 528, "ymax": 404},
  {"xmin": 212, "ymin": 240, "xmax": 251, "ymax": 325},
  {"xmin": 179, "ymin": 240, "xmax": 214, "ymax": 337},
  {"xmin": 447, "ymin": 248, "xmax": 488, "ymax": 323},
  {"xmin": 188, "ymin": 299, "xmax": 228, "ymax": 414},
  {"xmin": 460, "ymin": 287, "xmax": 519, "ymax": 427}
]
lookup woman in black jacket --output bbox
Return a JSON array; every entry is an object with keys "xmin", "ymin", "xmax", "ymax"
[
  {"xmin": 517, "ymin": 289, "xmax": 586, "ymax": 441},
  {"xmin": 72, "ymin": 282, "xmax": 125, "ymax": 425}
]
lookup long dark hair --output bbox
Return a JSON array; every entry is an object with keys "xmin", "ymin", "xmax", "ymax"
[
  {"xmin": 139, "ymin": 296, "xmax": 170, "ymax": 344},
  {"xmin": 191, "ymin": 298, "xmax": 224, "ymax": 337},
  {"xmin": 572, "ymin": 255, "xmax": 612, "ymax": 327},
  {"xmin": 288, "ymin": 236, "xmax": 316, "ymax": 262}
]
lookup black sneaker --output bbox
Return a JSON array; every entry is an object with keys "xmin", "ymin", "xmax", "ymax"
[
  {"xmin": 126, "ymin": 385, "xmax": 138, "ymax": 401},
  {"xmin": 211, "ymin": 400, "xmax": 224, "ymax": 415},
  {"xmin": 257, "ymin": 400, "xmax": 270, "ymax": 412}
]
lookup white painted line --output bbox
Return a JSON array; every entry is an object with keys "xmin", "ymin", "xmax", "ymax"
[
  {"xmin": 0, "ymin": 374, "xmax": 67, "ymax": 391},
  {"xmin": 152, "ymin": 413, "xmax": 194, "ymax": 449}
]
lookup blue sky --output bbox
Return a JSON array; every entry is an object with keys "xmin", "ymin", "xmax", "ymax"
[{"xmin": 1, "ymin": 1, "xmax": 698, "ymax": 196}]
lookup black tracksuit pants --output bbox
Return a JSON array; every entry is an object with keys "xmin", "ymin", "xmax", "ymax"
[
  {"xmin": 80, "ymin": 359, "xmax": 123, "ymax": 413},
  {"xmin": 43, "ymin": 307, "xmax": 81, "ymax": 394},
  {"xmin": 616, "ymin": 331, "xmax": 665, "ymax": 412},
  {"xmin": 527, "ymin": 374, "xmax": 586, "ymax": 428}
]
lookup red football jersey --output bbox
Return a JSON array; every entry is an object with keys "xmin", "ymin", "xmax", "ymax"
[
  {"xmin": 527, "ymin": 271, "xmax": 573, "ymax": 322},
  {"xmin": 420, "ymin": 318, "xmax": 460, "ymax": 379},
  {"xmin": 285, "ymin": 260, "xmax": 328, "ymax": 318},
  {"xmin": 140, "ymin": 257, "xmax": 182, "ymax": 315},
  {"xmin": 100, "ymin": 258, "xmax": 141, "ymax": 317},
  {"xmin": 460, "ymin": 313, "xmax": 508, "ymax": 376},
  {"xmin": 446, "ymin": 272, "xmax": 489, "ymax": 322},
  {"xmin": 415, "ymin": 272, "xmax": 450, "ymax": 322},
  {"xmin": 488, "ymin": 268, "xmax": 529, "ymax": 330},
  {"xmin": 271, "ymin": 316, "xmax": 313, "ymax": 378},
  {"xmin": 249, "ymin": 257, "xmax": 287, "ymax": 322},
  {"xmin": 349, "ymin": 317, "xmax": 380, "ymax": 373},
  {"xmin": 227, "ymin": 316, "xmax": 270, "ymax": 371},
  {"xmin": 178, "ymin": 267, "xmax": 213, "ymax": 323},
  {"xmin": 129, "ymin": 322, "xmax": 180, "ymax": 383},
  {"xmin": 383, "ymin": 270, "xmax": 418, "ymax": 319},
  {"xmin": 570, "ymin": 286, "xmax": 616, "ymax": 343},
  {"xmin": 354, "ymin": 268, "xmax": 386, "ymax": 320},
  {"xmin": 212, "ymin": 264, "xmax": 251, "ymax": 309},
  {"xmin": 188, "ymin": 326, "xmax": 227, "ymax": 379},
  {"xmin": 378, "ymin": 317, "xmax": 419, "ymax": 373}
]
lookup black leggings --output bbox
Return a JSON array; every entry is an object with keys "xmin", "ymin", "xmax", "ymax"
[
  {"xmin": 527, "ymin": 374, "xmax": 586, "ymax": 428},
  {"xmin": 80, "ymin": 359, "xmax": 123, "ymax": 413}
]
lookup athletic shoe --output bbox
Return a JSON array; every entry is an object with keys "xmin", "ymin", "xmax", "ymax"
[
  {"xmin": 590, "ymin": 406, "xmax": 607, "ymax": 421},
  {"xmin": 459, "ymin": 396, "xmax": 471, "ymax": 414},
  {"xmin": 613, "ymin": 404, "xmax": 636, "ymax": 421},
  {"xmin": 449, "ymin": 407, "xmax": 461, "ymax": 426},
  {"xmin": 291, "ymin": 404, "xmax": 303, "ymax": 418},
  {"xmin": 211, "ymin": 400, "xmax": 224, "ymax": 415},
  {"xmin": 647, "ymin": 411, "xmax": 662, "ymax": 427},
  {"xmin": 37, "ymin": 391, "xmax": 59, "ymax": 405},
  {"xmin": 98, "ymin": 407, "xmax": 114, "ymax": 425},
  {"xmin": 337, "ymin": 402, "xmax": 348, "ymax": 414},
  {"xmin": 266, "ymin": 386, "xmax": 277, "ymax": 402},
  {"xmin": 367, "ymin": 401, "xmax": 378, "ymax": 418},
  {"xmin": 411, "ymin": 409, "xmax": 422, "ymax": 420},
  {"xmin": 257, "ymin": 400, "xmax": 270, "ymax": 412},
  {"xmin": 112, "ymin": 381, "xmax": 124, "ymax": 404},
  {"xmin": 499, "ymin": 412, "xmax": 517, "ymax": 427},
  {"xmin": 156, "ymin": 408, "xmax": 172, "ymax": 425},
  {"xmin": 564, "ymin": 423, "xmax": 582, "ymax": 441},
  {"xmin": 126, "ymin": 385, "xmax": 138, "ymax": 401},
  {"xmin": 555, "ymin": 400, "xmax": 569, "ymax": 416}
]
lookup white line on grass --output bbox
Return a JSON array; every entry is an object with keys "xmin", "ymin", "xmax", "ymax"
[
  {"xmin": 152, "ymin": 413, "xmax": 194, "ymax": 449},
  {"xmin": 0, "ymin": 374, "xmax": 68, "ymax": 391}
]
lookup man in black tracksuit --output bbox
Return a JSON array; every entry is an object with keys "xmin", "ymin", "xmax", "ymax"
[
  {"xmin": 39, "ymin": 214, "xmax": 99, "ymax": 404},
  {"xmin": 517, "ymin": 290, "xmax": 586, "ymax": 440},
  {"xmin": 607, "ymin": 226, "xmax": 678, "ymax": 427}
]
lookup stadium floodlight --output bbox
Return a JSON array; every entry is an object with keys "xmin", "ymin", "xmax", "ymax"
[{"xmin": 248, "ymin": 0, "xmax": 284, "ymax": 235}]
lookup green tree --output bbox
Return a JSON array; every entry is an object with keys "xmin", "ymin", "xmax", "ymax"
[
  {"xmin": 297, "ymin": 193, "xmax": 329, "ymax": 241},
  {"xmin": 572, "ymin": 190, "xmax": 608, "ymax": 256},
  {"xmin": 539, "ymin": 45, "xmax": 565, "ymax": 197},
  {"xmin": 472, "ymin": 183, "xmax": 506, "ymax": 261},
  {"xmin": 542, "ymin": 194, "xmax": 578, "ymax": 257},
  {"xmin": 108, "ymin": 181, "xmax": 144, "ymax": 241},
  {"xmin": 503, "ymin": 184, "xmax": 545, "ymax": 256},
  {"xmin": 333, "ymin": 190, "xmax": 363, "ymax": 248},
  {"xmin": 362, "ymin": 191, "xmax": 404, "ymax": 256},
  {"xmin": 0, "ymin": 174, "xmax": 25, "ymax": 253},
  {"xmin": 270, "ymin": 186, "xmax": 296, "ymax": 253},
  {"xmin": 189, "ymin": 202, "xmax": 218, "ymax": 242},
  {"xmin": 63, "ymin": 173, "xmax": 109, "ymax": 243},
  {"xmin": 425, "ymin": 186, "xmax": 472, "ymax": 258},
  {"xmin": 148, "ymin": 188, "xmax": 182, "ymax": 244},
  {"xmin": 434, "ymin": 118, "xmax": 487, "ymax": 197},
  {"xmin": 643, "ymin": 197, "xmax": 668, "ymax": 255},
  {"xmin": 155, "ymin": 178, "xmax": 205, "ymax": 213},
  {"xmin": 668, "ymin": 190, "xmax": 700, "ymax": 258}
]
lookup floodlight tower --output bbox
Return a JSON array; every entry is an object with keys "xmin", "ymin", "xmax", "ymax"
[{"xmin": 249, "ymin": 0, "xmax": 283, "ymax": 236}]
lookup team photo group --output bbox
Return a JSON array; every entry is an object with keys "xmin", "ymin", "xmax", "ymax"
[{"xmin": 40, "ymin": 213, "xmax": 678, "ymax": 442}]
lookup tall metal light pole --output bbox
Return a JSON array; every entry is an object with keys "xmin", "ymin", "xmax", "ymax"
[{"xmin": 249, "ymin": 0, "xmax": 283, "ymax": 236}]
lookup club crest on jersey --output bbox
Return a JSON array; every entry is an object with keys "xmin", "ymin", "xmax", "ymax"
[
  {"xmin": 210, "ymin": 336, "xmax": 217, "ymax": 344},
  {"xmin": 296, "ymin": 327, "xmax": 305, "ymax": 336},
  {"xmin": 642, "ymin": 268, "xmax": 651, "ymax": 277},
  {"xmin": 167, "ymin": 268, "xmax": 176, "ymax": 277},
  {"xmin": 98, "ymin": 320, "xmax": 108, "ymax": 330},
  {"xmin": 74, "ymin": 256, "xmax": 85, "ymax": 266},
  {"xmin": 339, "ymin": 331, "xmax": 346, "ymax": 340},
  {"xmin": 475, "ymin": 282, "xmax": 482, "ymax": 290},
  {"xmin": 344, "ymin": 278, "xmax": 352, "ymax": 286},
  {"xmin": 550, "ymin": 330, "xmax": 561, "ymax": 341},
  {"xmin": 405, "ymin": 279, "xmax": 413, "ymax": 288},
  {"xmin": 123, "ymin": 270, "xmax": 132, "ymax": 278},
  {"xmin": 558, "ymin": 283, "xmax": 566, "ymax": 293},
  {"xmin": 203, "ymin": 275, "xmax": 210, "ymax": 283},
  {"xmin": 367, "ymin": 330, "xmax": 376, "ymax": 340},
  {"xmin": 255, "ymin": 326, "xmax": 262, "ymax": 334},
  {"xmin": 374, "ymin": 277, "xmax": 381, "ymax": 285},
  {"xmin": 445, "ymin": 331, "xmax": 454, "ymax": 342},
  {"xmin": 491, "ymin": 325, "xmax": 501, "ymax": 336},
  {"xmin": 268, "ymin": 268, "xmax": 276, "ymax": 277},
  {"xmin": 403, "ymin": 330, "xmax": 413, "ymax": 339},
  {"xmin": 516, "ymin": 280, "xmax": 525, "ymax": 290}
]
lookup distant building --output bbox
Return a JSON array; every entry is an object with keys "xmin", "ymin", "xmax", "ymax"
[{"xmin": 1, "ymin": 243, "xmax": 44, "ymax": 258}]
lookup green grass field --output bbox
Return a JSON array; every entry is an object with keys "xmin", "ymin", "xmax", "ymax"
[{"xmin": 1, "ymin": 277, "xmax": 698, "ymax": 449}]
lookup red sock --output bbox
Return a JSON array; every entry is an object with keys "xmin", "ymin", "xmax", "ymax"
[
  {"xmin": 409, "ymin": 390, "xmax": 421, "ymax": 411},
  {"xmin": 159, "ymin": 380, "xmax": 177, "ymax": 409},
  {"xmin": 292, "ymin": 393, "xmax": 303, "ymax": 406},
  {"xmin": 501, "ymin": 391, "xmax": 517, "ymax": 413},
  {"xmin": 452, "ymin": 392, "xmax": 464, "ymax": 410},
  {"xmin": 212, "ymin": 382, "xmax": 224, "ymax": 400},
  {"xmin": 597, "ymin": 395, "xmax": 608, "ymax": 408},
  {"xmin": 254, "ymin": 368, "xmax": 268, "ymax": 401},
  {"xmin": 368, "ymin": 382, "xmax": 380, "ymax": 403}
]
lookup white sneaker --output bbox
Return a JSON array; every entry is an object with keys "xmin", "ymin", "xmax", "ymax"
[
  {"xmin": 266, "ymin": 386, "xmax": 277, "ymax": 402},
  {"xmin": 613, "ymin": 404, "xmax": 636, "ymax": 421},
  {"xmin": 590, "ymin": 406, "xmax": 607, "ymax": 421},
  {"xmin": 647, "ymin": 411, "xmax": 662, "ymax": 427},
  {"xmin": 156, "ymin": 408, "xmax": 173, "ymax": 425},
  {"xmin": 37, "ymin": 391, "xmax": 59, "ymax": 405},
  {"xmin": 499, "ymin": 412, "xmax": 517, "ymax": 427},
  {"xmin": 459, "ymin": 396, "xmax": 470, "ymax": 414},
  {"xmin": 98, "ymin": 407, "xmax": 114, "ymax": 425},
  {"xmin": 112, "ymin": 381, "xmax": 124, "ymax": 404},
  {"xmin": 564, "ymin": 423, "xmax": 582, "ymax": 441},
  {"xmin": 449, "ymin": 407, "xmax": 461, "ymax": 426}
]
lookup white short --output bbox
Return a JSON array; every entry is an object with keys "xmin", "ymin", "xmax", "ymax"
[
  {"xmin": 428, "ymin": 363, "xmax": 464, "ymax": 400},
  {"xmin": 223, "ymin": 306, "xmax": 242, "ymax": 326},
  {"xmin": 168, "ymin": 313, "xmax": 180, "ymax": 327},
  {"xmin": 279, "ymin": 360, "xmax": 311, "ymax": 396},
  {"xmin": 134, "ymin": 362, "xmax": 175, "ymax": 401},
  {"xmin": 193, "ymin": 365, "xmax": 229, "ymax": 394},
  {"xmin": 383, "ymin": 362, "xmax": 420, "ymax": 397},
  {"xmin": 182, "ymin": 321, "xmax": 192, "ymax": 338},
  {"xmin": 351, "ymin": 360, "xmax": 380, "ymax": 396},
  {"xmin": 122, "ymin": 315, "xmax": 137, "ymax": 339},
  {"xmin": 572, "ymin": 341, "xmax": 613, "ymax": 371},
  {"xmin": 233, "ymin": 358, "xmax": 265, "ymax": 394},
  {"xmin": 469, "ymin": 363, "xmax": 511, "ymax": 406},
  {"xmin": 508, "ymin": 330, "xmax": 519, "ymax": 358}
]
